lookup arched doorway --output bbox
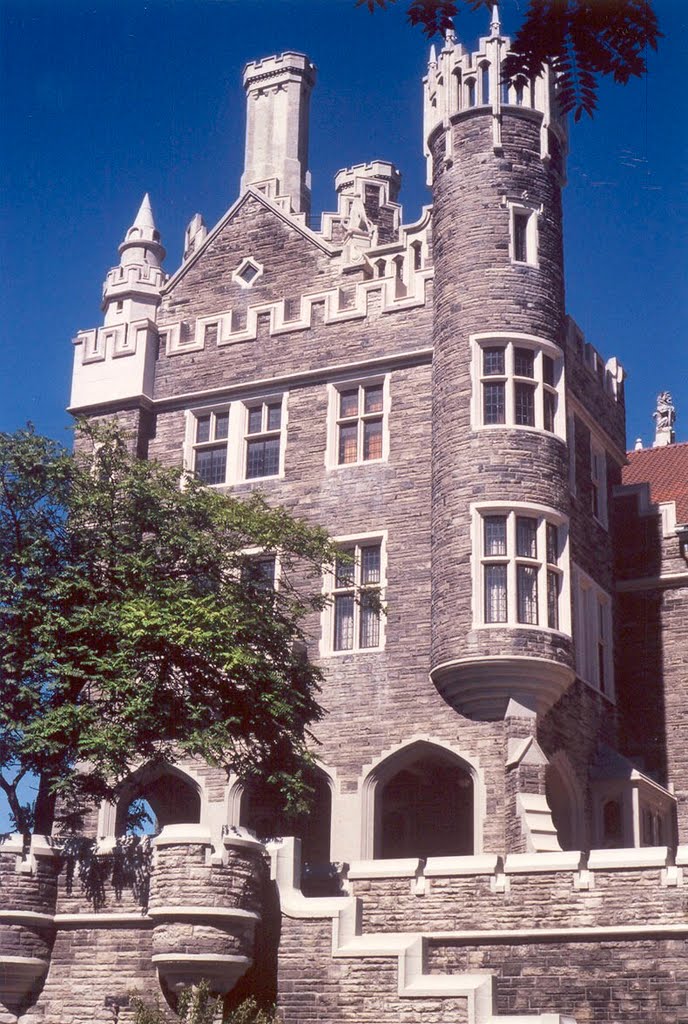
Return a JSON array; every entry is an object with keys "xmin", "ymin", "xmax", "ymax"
[
  {"xmin": 115, "ymin": 764, "xmax": 202, "ymax": 836},
  {"xmin": 240, "ymin": 768, "xmax": 336, "ymax": 895},
  {"xmin": 374, "ymin": 743, "xmax": 474, "ymax": 859}
]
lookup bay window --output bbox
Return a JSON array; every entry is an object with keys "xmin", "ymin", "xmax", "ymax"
[
  {"xmin": 475, "ymin": 505, "xmax": 568, "ymax": 631},
  {"xmin": 473, "ymin": 334, "xmax": 564, "ymax": 437}
]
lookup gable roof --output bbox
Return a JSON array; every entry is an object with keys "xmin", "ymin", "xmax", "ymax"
[
  {"xmin": 622, "ymin": 442, "xmax": 688, "ymax": 524},
  {"xmin": 163, "ymin": 187, "xmax": 338, "ymax": 292}
]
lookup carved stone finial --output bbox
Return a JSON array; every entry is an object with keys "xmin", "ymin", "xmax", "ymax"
[
  {"xmin": 490, "ymin": 2, "xmax": 501, "ymax": 37},
  {"xmin": 652, "ymin": 390, "xmax": 676, "ymax": 447}
]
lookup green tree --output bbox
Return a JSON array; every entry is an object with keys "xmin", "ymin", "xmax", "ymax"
[
  {"xmin": 0, "ymin": 422, "xmax": 337, "ymax": 845},
  {"xmin": 359, "ymin": 0, "xmax": 661, "ymax": 120}
]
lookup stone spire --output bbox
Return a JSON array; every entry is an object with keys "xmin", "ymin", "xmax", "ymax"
[
  {"xmin": 102, "ymin": 194, "xmax": 167, "ymax": 325},
  {"xmin": 490, "ymin": 2, "xmax": 501, "ymax": 37},
  {"xmin": 118, "ymin": 193, "xmax": 166, "ymax": 269}
]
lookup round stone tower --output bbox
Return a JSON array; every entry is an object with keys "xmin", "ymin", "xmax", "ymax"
[{"xmin": 427, "ymin": 9, "xmax": 575, "ymax": 720}]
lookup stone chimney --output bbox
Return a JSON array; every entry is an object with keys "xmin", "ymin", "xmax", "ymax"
[{"xmin": 241, "ymin": 52, "xmax": 316, "ymax": 219}]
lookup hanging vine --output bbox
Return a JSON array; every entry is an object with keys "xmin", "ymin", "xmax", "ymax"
[{"xmin": 62, "ymin": 835, "xmax": 153, "ymax": 911}]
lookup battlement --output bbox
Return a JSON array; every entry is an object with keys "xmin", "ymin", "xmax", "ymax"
[
  {"xmin": 0, "ymin": 826, "xmax": 267, "ymax": 1018},
  {"xmin": 3, "ymin": 832, "xmax": 687, "ymax": 1022},
  {"xmin": 423, "ymin": 11, "xmax": 566, "ymax": 174},
  {"xmin": 243, "ymin": 50, "xmax": 315, "ymax": 86}
]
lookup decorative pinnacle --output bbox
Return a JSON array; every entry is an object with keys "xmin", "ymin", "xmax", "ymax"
[
  {"xmin": 132, "ymin": 192, "xmax": 156, "ymax": 232},
  {"xmin": 490, "ymin": 2, "xmax": 501, "ymax": 37},
  {"xmin": 429, "ymin": 43, "xmax": 437, "ymax": 66}
]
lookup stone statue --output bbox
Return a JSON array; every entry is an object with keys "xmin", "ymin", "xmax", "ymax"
[
  {"xmin": 653, "ymin": 391, "xmax": 676, "ymax": 431},
  {"xmin": 652, "ymin": 391, "xmax": 676, "ymax": 446}
]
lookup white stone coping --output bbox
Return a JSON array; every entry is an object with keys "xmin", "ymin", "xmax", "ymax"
[
  {"xmin": 347, "ymin": 858, "xmax": 421, "ymax": 879},
  {"xmin": 151, "ymin": 952, "xmax": 251, "ymax": 966},
  {"xmin": 424, "ymin": 854, "xmax": 500, "ymax": 877},
  {"xmin": 587, "ymin": 846, "xmax": 669, "ymax": 870},
  {"xmin": 675, "ymin": 845, "xmax": 688, "ymax": 866},
  {"xmin": 504, "ymin": 851, "xmax": 582, "ymax": 874},
  {"xmin": 222, "ymin": 827, "xmax": 265, "ymax": 852},
  {"xmin": 55, "ymin": 913, "xmax": 151, "ymax": 927},
  {"xmin": 148, "ymin": 905, "xmax": 259, "ymax": 922},
  {"xmin": 0, "ymin": 910, "xmax": 55, "ymax": 927},
  {"xmin": 153, "ymin": 824, "xmax": 212, "ymax": 847},
  {"xmin": 420, "ymin": 922, "xmax": 688, "ymax": 942},
  {"xmin": 0, "ymin": 834, "xmax": 61, "ymax": 858},
  {"xmin": 0, "ymin": 955, "xmax": 50, "ymax": 967}
]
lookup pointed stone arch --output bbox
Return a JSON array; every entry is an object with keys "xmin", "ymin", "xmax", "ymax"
[
  {"xmin": 235, "ymin": 763, "xmax": 336, "ymax": 892},
  {"xmin": 360, "ymin": 737, "xmax": 483, "ymax": 860},
  {"xmin": 97, "ymin": 762, "xmax": 205, "ymax": 838},
  {"xmin": 545, "ymin": 750, "xmax": 586, "ymax": 851}
]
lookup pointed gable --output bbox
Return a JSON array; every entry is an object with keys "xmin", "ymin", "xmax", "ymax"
[{"xmin": 161, "ymin": 189, "xmax": 337, "ymax": 322}]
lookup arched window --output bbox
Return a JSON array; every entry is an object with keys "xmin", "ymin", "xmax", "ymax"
[
  {"xmin": 376, "ymin": 258, "xmax": 386, "ymax": 278},
  {"xmin": 466, "ymin": 78, "xmax": 476, "ymax": 108},
  {"xmin": 453, "ymin": 69, "xmax": 462, "ymax": 111},
  {"xmin": 480, "ymin": 62, "xmax": 490, "ymax": 105},
  {"xmin": 393, "ymin": 255, "xmax": 406, "ymax": 297},
  {"xmin": 240, "ymin": 769, "xmax": 335, "ymax": 894},
  {"xmin": 374, "ymin": 744, "xmax": 474, "ymax": 859},
  {"xmin": 115, "ymin": 765, "xmax": 202, "ymax": 836},
  {"xmin": 514, "ymin": 79, "xmax": 525, "ymax": 106},
  {"xmin": 411, "ymin": 241, "xmax": 423, "ymax": 270}
]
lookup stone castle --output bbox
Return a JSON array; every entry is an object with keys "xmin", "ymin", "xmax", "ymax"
[{"xmin": 2, "ymin": 9, "xmax": 688, "ymax": 1023}]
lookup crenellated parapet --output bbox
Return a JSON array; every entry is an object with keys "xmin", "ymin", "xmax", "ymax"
[
  {"xmin": 267, "ymin": 838, "xmax": 688, "ymax": 1024},
  {"xmin": 423, "ymin": 6, "xmax": 567, "ymax": 180},
  {"xmin": 0, "ymin": 826, "xmax": 268, "ymax": 1019}
]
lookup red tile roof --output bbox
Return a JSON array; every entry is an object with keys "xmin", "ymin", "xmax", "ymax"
[{"xmin": 622, "ymin": 442, "xmax": 688, "ymax": 524}]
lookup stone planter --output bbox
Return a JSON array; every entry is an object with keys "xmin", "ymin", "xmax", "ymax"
[
  {"xmin": 0, "ymin": 835, "xmax": 59, "ymax": 1014},
  {"xmin": 148, "ymin": 825, "xmax": 265, "ymax": 996}
]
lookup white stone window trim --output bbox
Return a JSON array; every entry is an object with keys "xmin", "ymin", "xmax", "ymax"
[
  {"xmin": 242, "ymin": 394, "xmax": 288, "ymax": 483},
  {"xmin": 325, "ymin": 375, "xmax": 391, "ymax": 471},
  {"xmin": 590, "ymin": 435, "xmax": 609, "ymax": 529},
  {"xmin": 572, "ymin": 566, "xmax": 614, "ymax": 702},
  {"xmin": 184, "ymin": 404, "xmax": 233, "ymax": 488},
  {"xmin": 320, "ymin": 530, "xmax": 387, "ymax": 658},
  {"xmin": 470, "ymin": 332, "xmax": 566, "ymax": 439},
  {"xmin": 238, "ymin": 545, "xmax": 282, "ymax": 593},
  {"xmin": 470, "ymin": 501, "xmax": 571, "ymax": 636},
  {"xmin": 232, "ymin": 256, "xmax": 264, "ymax": 290},
  {"xmin": 500, "ymin": 196, "xmax": 541, "ymax": 267},
  {"xmin": 184, "ymin": 394, "xmax": 287, "ymax": 487}
]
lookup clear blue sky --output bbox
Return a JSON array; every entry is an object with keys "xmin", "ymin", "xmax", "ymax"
[{"xmin": 0, "ymin": 0, "xmax": 686, "ymax": 828}]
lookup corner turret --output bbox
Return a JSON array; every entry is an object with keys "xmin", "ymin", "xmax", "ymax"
[
  {"xmin": 102, "ymin": 194, "xmax": 167, "ymax": 326},
  {"xmin": 71, "ymin": 196, "xmax": 166, "ymax": 415},
  {"xmin": 428, "ymin": 9, "xmax": 573, "ymax": 719}
]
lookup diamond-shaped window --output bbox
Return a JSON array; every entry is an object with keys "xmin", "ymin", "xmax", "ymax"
[{"xmin": 233, "ymin": 257, "xmax": 263, "ymax": 289}]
